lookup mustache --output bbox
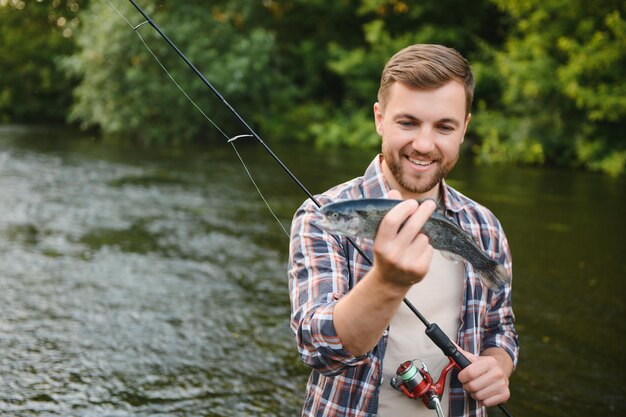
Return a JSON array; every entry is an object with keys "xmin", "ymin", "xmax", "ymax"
[
  {"xmin": 404, "ymin": 151, "xmax": 442, "ymax": 161},
  {"xmin": 401, "ymin": 144, "xmax": 442, "ymax": 161}
]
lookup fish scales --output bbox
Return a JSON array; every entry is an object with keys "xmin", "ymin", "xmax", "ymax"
[{"xmin": 317, "ymin": 198, "xmax": 509, "ymax": 290}]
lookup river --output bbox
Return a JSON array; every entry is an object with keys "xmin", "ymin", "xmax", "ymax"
[{"xmin": 0, "ymin": 125, "xmax": 623, "ymax": 416}]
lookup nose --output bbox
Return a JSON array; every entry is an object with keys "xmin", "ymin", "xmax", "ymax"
[{"xmin": 411, "ymin": 127, "xmax": 435, "ymax": 154}]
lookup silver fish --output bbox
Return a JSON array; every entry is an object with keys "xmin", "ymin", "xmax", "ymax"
[{"xmin": 317, "ymin": 198, "xmax": 509, "ymax": 290}]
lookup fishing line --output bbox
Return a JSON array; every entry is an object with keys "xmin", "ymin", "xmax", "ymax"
[
  {"xmin": 230, "ymin": 143, "xmax": 290, "ymax": 237},
  {"xmin": 106, "ymin": 0, "xmax": 289, "ymax": 238}
]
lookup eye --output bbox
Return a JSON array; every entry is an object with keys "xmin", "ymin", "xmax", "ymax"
[
  {"xmin": 438, "ymin": 124, "xmax": 455, "ymax": 134},
  {"xmin": 330, "ymin": 212, "xmax": 339, "ymax": 219}
]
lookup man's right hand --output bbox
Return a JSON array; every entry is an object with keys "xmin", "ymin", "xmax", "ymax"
[
  {"xmin": 333, "ymin": 189, "xmax": 437, "ymax": 356},
  {"xmin": 371, "ymin": 189, "xmax": 437, "ymax": 291}
]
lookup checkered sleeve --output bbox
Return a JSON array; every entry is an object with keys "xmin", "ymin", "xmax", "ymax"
[
  {"xmin": 288, "ymin": 200, "xmax": 371, "ymax": 376},
  {"xmin": 481, "ymin": 218, "xmax": 519, "ymax": 368}
]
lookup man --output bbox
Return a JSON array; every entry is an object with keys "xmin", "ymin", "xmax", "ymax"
[{"xmin": 288, "ymin": 44, "xmax": 518, "ymax": 417}]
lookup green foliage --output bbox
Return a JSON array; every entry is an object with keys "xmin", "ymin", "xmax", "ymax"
[
  {"xmin": 310, "ymin": 104, "xmax": 380, "ymax": 149},
  {"xmin": 0, "ymin": 0, "xmax": 88, "ymax": 123},
  {"xmin": 3, "ymin": 0, "xmax": 625, "ymax": 175},
  {"xmin": 558, "ymin": 11, "xmax": 626, "ymax": 123},
  {"xmin": 63, "ymin": 0, "xmax": 289, "ymax": 143},
  {"xmin": 473, "ymin": 0, "xmax": 626, "ymax": 175},
  {"xmin": 292, "ymin": 0, "xmax": 506, "ymax": 149}
]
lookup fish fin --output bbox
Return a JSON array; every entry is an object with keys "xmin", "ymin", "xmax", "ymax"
[
  {"xmin": 479, "ymin": 263, "xmax": 510, "ymax": 290},
  {"xmin": 440, "ymin": 250, "xmax": 464, "ymax": 264}
]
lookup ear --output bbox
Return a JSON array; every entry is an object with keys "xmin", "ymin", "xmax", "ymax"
[
  {"xmin": 461, "ymin": 113, "xmax": 472, "ymax": 143},
  {"xmin": 373, "ymin": 102, "xmax": 384, "ymax": 136}
]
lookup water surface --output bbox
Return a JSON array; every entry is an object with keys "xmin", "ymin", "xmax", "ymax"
[{"xmin": 0, "ymin": 126, "xmax": 623, "ymax": 416}]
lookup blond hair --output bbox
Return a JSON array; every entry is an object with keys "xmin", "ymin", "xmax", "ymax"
[{"xmin": 377, "ymin": 44, "xmax": 474, "ymax": 114}]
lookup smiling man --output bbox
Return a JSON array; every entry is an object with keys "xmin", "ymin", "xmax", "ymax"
[
  {"xmin": 289, "ymin": 44, "xmax": 518, "ymax": 417},
  {"xmin": 376, "ymin": 81, "xmax": 469, "ymax": 200}
]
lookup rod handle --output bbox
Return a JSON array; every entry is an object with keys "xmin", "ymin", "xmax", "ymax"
[
  {"xmin": 425, "ymin": 323, "xmax": 514, "ymax": 416},
  {"xmin": 425, "ymin": 323, "xmax": 471, "ymax": 369}
]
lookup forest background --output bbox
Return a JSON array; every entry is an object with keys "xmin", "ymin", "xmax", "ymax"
[{"xmin": 1, "ymin": 0, "xmax": 625, "ymax": 176}]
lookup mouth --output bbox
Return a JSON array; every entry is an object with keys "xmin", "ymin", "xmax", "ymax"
[
  {"xmin": 408, "ymin": 157, "xmax": 433, "ymax": 166},
  {"xmin": 407, "ymin": 156, "xmax": 435, "ymax": 169}
]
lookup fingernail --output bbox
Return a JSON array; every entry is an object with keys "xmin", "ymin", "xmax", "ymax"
[{"xmin": 420, "ymin": 199, "xmax": 436, "ymax": 210}]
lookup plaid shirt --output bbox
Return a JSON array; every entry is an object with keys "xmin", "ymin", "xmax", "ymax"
[{"xmin": 288, "ymin": 155, "xmax": 518, "ymax": 417}]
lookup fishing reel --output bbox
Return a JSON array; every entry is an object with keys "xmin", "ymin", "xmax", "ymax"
[{"xmin": 390, "ymin": 357, "xmax": 459, "ymax": 417}]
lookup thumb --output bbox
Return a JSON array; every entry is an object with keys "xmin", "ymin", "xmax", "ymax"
[
  {"xmin": 454, "ymin": 344, "xmax": 479, "ymax": 372},
  {"xmin": 388, "ymin": 189, "xmax": 402, "ymax": 200},
  {"xmin": 455, "ymin": 344, "xmax": 478, "ymax": 362},
  {"xmin": 455, "ymin": 345, "xmax": 481, "ymax": 384}
]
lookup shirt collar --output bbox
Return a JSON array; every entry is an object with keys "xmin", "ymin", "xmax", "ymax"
[
  {"xmin": 442, "ymin": 179, "xmax": 468, "ymax": 213},
  {"xmin": 360, "ymin": 154, "xmax": 391, "ymax": 199}
]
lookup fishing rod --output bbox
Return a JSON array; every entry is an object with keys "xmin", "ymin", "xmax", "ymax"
[{"xmin": 120, "ymin": 1, "xmax": 513, "ymax": 415}]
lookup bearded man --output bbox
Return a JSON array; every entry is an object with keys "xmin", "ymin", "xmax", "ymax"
[{"xmin": 288, "ymin": 44, "xmax": 518, "ymax": 417}]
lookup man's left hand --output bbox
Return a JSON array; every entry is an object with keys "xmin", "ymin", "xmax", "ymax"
[{"xmin": 456, "ymin": 347, "xmax": 512, "ymax": 407}]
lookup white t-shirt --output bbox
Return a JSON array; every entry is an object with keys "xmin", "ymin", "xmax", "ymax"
[{"xmin": 378, "ymin": 249, "xmax": 465, "ymax": 417}]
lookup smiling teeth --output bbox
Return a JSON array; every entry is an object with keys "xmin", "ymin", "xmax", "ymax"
[{"xmin": 409, "ymin": 158, "xmax": 432, "ymax": 166}]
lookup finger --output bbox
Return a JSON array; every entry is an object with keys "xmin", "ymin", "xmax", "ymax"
[
  {"xmin": 463, "ymin": 367, "xmax": 498, "ymax": 392},
  {"xmin": 457, "ymin": 355, "xmax": 509, "ymax": 406},
  {"xmin": 388, "ymin": 189, "xmax": 402, "ymax": 200},
  {"xmin": 395, "ymin": 199, "xmax": 437, "ymax": 245},
  {"xmin": 375, "ymin": 199, "xmax": 418, "ymax": 242},
  {"xmin": 466, "ymin": 373, "xmax": 510, "ymax": 407},
  {"xmin": 455, "ymin": 345, "xmax": 478, "ymax": 364},
  {"xmin": 479, "ymin": 388, "xmax": 510, "ymax": 408},
  {"xmin": 471, "ymin": 377, "xmax": 508, "ymax": 402},
  {"xmin": 404, "ymin": 238, "xmax": 434, "ymax": 280},
  {"xmin": 396, "ymin": 234, "xmax": 431, "ymax": 267},
  {"xmin": 456, "ymin": 349, "xmax": 483, "ymax": 384}
]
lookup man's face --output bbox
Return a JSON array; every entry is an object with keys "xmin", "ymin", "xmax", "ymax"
[{"xmin": 374, "ymin": 81, "xmax": 471, "ymax": 199}]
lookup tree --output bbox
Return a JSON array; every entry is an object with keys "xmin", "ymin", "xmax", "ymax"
[
  {"xmin": 63, "ymin": 0, "xmax": 291, "ymax": 143},
  {"xmin": 0, "ymin": 0, "xmax": 88, "ymax": 123},
  {"xmin": 473, "ymin": 0, "xmax": 626, "ymax": 175},
  {"xmin": 277, "ymin": 0, "xmax": 507, "ymax": 149}
]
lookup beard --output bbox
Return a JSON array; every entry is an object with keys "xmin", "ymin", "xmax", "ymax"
[{"xmin": 382, "ymin": 145, "xmax": 457, "ymax": 195}]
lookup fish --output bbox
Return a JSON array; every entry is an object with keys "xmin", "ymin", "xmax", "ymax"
[{"xmin": 317, "ymin": 198, "xmax": 509, "ymax": 290}]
